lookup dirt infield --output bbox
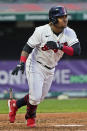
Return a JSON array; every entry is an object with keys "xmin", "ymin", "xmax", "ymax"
[{"xmin": 0, "ymin": 113, "xmax": 87, "ymax": 131}]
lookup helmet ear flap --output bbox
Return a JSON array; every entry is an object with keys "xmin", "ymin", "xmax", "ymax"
[{"xmin": 50, "ymin": 17, "xmax": 58, "ymax": 24}]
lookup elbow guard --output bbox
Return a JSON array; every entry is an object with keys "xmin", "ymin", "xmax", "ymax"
[{"xmin": 72, "ymin": 42, "xmax": 81, "ymax": 56}]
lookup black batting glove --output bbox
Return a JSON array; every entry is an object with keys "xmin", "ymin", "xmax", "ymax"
[
  {"xmin": 46, "ymin": 41, "xmax": 63, "ymax": 50},
  {"xmin": 12, "ymin": 62, "xmax": 25, "ymax": 75}
]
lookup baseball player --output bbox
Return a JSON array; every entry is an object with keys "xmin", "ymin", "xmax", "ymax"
[{"xmin": 8, "ymin": 6, "xmax": 81, "ymax": 127}]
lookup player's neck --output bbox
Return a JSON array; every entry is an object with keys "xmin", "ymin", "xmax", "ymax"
[{"xmin": 49, "ymin": 23, "xmax": 63, "ymax": 34}]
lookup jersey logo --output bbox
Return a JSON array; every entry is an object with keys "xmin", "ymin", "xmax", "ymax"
[{"xmin": 45, "ymin": 35, "xmax": 50, "ymax": 37}]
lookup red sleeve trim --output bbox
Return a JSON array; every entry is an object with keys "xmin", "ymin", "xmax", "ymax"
[
  {"xmin": 62, "ymin": 45, "xmax": 74, "ymax": 56},
  {"xmin": 20, "ymin": 56, "xmax": 27, "ymax": 63}
]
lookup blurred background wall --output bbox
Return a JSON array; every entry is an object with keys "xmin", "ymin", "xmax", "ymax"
[{"xmin": 0, "ymin": 0, "xmax": 86, "ymax": 60}]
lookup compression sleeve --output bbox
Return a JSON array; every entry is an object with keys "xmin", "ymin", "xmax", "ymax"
[
  {"xmin": 23, "ymin": 43, "xmax": 33, "ymax": 54},
  {"xmin": 62, "ymin": 42, "xmax": 81, "ymax": 56}
]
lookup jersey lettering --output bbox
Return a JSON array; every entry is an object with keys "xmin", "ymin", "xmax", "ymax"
[
  {"xmin": 63, "ymin": 42, "xmax": 68, "ymax": 46},
  {"xmin": 42, "ymin": 45, "xmax": 58, "ymax": 53},
  {"xmin": 53, "ymin": 49, "xmax": 58, "ymax": 53},
  {"xmin": 42, "ymin": 45, "xmax": 49, "ymax": 51}
]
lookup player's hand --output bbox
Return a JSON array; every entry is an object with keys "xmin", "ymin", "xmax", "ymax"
[
  {"xmin": 45, "ymin": 41, "xmax": 63, "ymax": 50},
  {"xmin": 12, "ymin": 62, "xmax": 25, "ymax": 75}
]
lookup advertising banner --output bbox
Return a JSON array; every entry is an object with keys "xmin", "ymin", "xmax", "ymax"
[
  {"xmin": 51, "ymin": 60, "xmax": 87, "ymax": 92},
  {"xmin": 0, "ymin": 60, "xmax": 87, "ymax": 93}
]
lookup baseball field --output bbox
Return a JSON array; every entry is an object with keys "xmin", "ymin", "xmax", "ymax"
[{"xmin": 0, "ymin": 98, "xmax": 87, "ymax": 131}]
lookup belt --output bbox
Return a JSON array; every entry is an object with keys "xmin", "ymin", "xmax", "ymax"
[{"xmin": 37, "ymin": 61, "xmax": 54, "ymax": 70}]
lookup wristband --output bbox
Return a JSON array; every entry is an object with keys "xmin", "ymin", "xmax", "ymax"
[
  {"xmin": 62, "ymin": 45, "xmax": 74, "ymax": 56},
  {"xmin": 20, "ymin": 56, "xmax": 27, "ymax": 63}
]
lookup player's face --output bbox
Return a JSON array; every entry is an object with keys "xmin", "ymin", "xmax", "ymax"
[{"xmin": 56, "ymin": 15, "xmax": 68, "ymax": 29}]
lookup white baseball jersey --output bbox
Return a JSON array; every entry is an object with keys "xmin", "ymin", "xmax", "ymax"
[
  {"xmin": 26, "ymin": 24, "xmax": 79, "ymax": 105},
  {"xmin": 27, "ymin": 24, "xmax": 79, "ymax": 68}
]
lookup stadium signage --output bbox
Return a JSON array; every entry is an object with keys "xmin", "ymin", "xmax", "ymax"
[
  {"xmin": 0, "ymin": 12, "xmax": 86, "ymax": 21},
  {"xmin": 0, "ymin": 15, "xmax": 16, "ymax": 21},
  {"xmin": 0, "ymin": 60, "xmax": 87, "ymax": 93}
]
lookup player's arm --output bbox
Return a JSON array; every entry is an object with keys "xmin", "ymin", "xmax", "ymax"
[
  {"xmin": 12, "ymin": 44, "xmax": 33, "ymax": 75},
  {"xmin": 20, "ymin": 44, "xmax": 33, "ymax": 62},
  {"xmin": 12, "ymin": 27, "xmax": 41, "ymax": 75},
  {"xmin": 62, "ymin": 29, "xmax": 81, "ymax": 56},
  {"xmin": 60, "ymin": 42, "xmax": 81, "ymax": 56},
  {"xmin": 45, "ymin": 41, "xmax": 81, "ymax": 56}
]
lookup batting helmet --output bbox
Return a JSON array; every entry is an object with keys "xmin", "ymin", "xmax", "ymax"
[{"xmin": 49, "ymin": 6, "xmax": 68, "ymax": 24}]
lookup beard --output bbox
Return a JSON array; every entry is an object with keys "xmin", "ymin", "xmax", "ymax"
[{"xmin": 54, "ymin": 24, "xmax": 67, "ymax": 31}]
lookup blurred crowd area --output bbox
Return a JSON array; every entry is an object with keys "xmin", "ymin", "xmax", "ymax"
[{"xmin": 0, "ymin": 0, "xmax": 87, "ymax": 3}]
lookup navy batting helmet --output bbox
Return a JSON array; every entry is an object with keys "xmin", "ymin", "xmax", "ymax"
[{"xmin": 49, "ymin": 6, "xmax": 68, "ymax": 24}]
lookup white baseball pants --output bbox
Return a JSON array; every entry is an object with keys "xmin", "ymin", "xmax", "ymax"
[{"xmin": 26, "ymin": 59, "xmax": 55, "ymax": 105}]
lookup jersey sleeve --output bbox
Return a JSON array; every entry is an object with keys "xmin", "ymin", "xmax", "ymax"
[
  {"xmin": 66, "ymin": 29, "xmax": 79, "ymax": 47},
  {"xmin": 27, "ymin": 27, "xmax": 41, "ymax": 48}
]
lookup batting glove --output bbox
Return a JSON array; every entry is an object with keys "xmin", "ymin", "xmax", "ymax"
[
  {"xmin": 12, "ymin": 62, "xmax": 25, "ymax": 75},
  {"xmin": 45, "ymin": 41, "xmax": 63, "ymax": 50}
]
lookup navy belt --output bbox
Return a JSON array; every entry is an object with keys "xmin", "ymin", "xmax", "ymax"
[{"xmin": 37, "ymin": 61, "xmax": 54, "ymax": 70}]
